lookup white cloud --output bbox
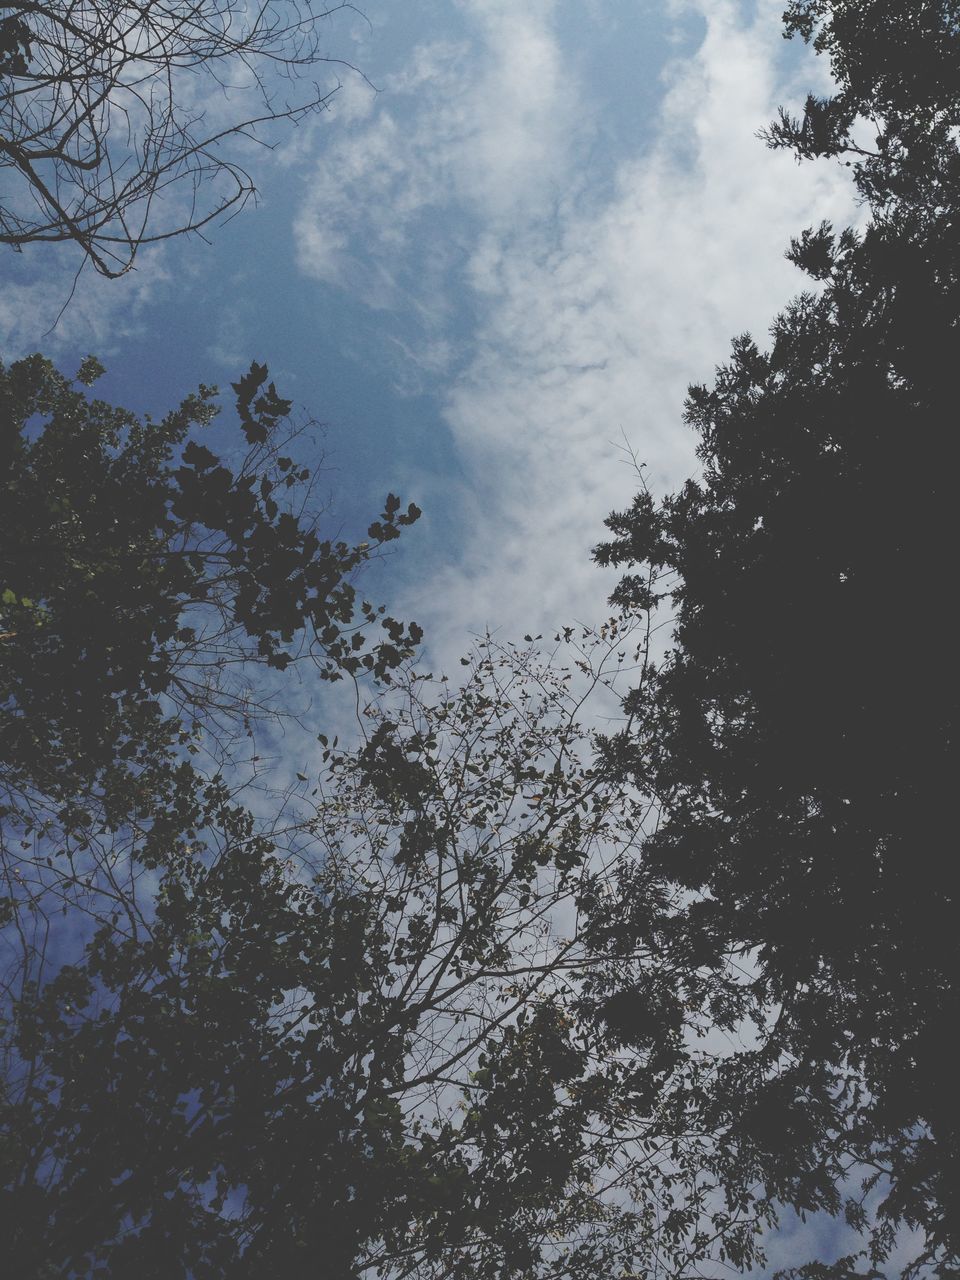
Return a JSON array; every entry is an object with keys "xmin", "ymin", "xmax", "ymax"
[
  {"xmin": 293, "ymin": 0, "xmax": 588, "ymax": 296},
  {"xmin": 293, "ymin": 0, "xmax": 858, "ymax": 669},
  {"xmin": 0, "ymin": 246, "xmax": 173, "ymax": 360}
]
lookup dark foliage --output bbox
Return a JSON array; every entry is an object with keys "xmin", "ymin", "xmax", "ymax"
[
  {"xmin": 1, "ymin": 360, "xmax": 770, "ymax": 1277},
  {"xmin": 0, "ymin": 355, "xmax": 421, "ymax": 806},
  {"xmin": 0, "ymin": 9, "xmax": 31, "ymax": 77},
  {"xmin": 0, "ymin": 354, "xmax": 422, "ymax": 992},
  {"xmin": 2, "ymin": 628, "xmax": 766, "ymax": 1278},
  {"xmin": 597, "ymin": 3, "xmax": 960, "ymax": 1274},
  {"xmin": 765, "ymin": 0, "xmax": 960, "ymax": 216}
]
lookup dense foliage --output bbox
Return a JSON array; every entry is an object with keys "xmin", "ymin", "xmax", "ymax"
[
  {"xmin": 1, "ymin": 353, "xmax": 420, "ymax": 814},
  {"xmin": 766, "ymin": 0, "xmax": 960, "ymax": 217},
  {"xmin": 597, "ymin": 2, "xmax": 960, "ymax": 1274},
  {"xmin": 6, "ymin": 635, "xmax": 703, "ymax": 1278},
  {"xmin": 0, "ymin": 356, "xmax": 427, "ymax": 1063}
]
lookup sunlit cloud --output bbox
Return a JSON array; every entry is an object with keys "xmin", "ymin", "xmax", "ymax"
[{"xmin": 291, "ymin": 0, "xmax": 858, "ymax": 672}]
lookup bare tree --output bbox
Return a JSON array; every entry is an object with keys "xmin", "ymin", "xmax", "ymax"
[{"xmin": 0, "ymin": 0, "xmax": 360, "ymax": 276}]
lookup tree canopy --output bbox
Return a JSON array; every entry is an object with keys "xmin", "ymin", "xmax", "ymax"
[
  {"xmin": 1, "ymin": 363, "xmax": 774, "ymax": 1278},
  {"xmin": 597, "ymin": 2, "xmax": 960, "ymax": 1274},
  {"xmin": 4, "ymin": 627, "xmax": 772, "ymax": 1278},
  {"xmin": 1, "ymin": 354, "xmax": 421, "ymax": 792},
  {"xmin": 765, "ymin": 0, "xmax": 960, "ymax": 218},
  {"xmin": 1, "ymin": 354, "xmax": 424, "ymax": 954}
]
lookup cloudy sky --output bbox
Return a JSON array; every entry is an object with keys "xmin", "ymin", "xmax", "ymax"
[{"xmin": 3, "ymin": 0, "xmax": 860, "ymax": 672}]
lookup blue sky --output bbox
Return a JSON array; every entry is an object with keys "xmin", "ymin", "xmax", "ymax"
[{"xmin": 1, "ymin": 0, "xmax": 908, "ymax": 1271}]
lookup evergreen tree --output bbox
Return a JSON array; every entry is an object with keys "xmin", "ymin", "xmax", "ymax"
[{"xmin": 597, "ymin": 4, "xmax": 960, "ymax": 1273}]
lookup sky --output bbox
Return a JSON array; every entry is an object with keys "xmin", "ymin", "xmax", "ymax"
[{"xmin": 1, "ymin": 0, "xmax": 912, "ymax": 1271}]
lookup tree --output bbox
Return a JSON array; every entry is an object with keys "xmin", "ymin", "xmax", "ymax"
[
  {"xmin": 764, "ymin": 0, "xmax": 960, "ymax": 218},
  {"xmin": 0, "ymin": 1, "xmax": 354, "ymax": 276},
  {"xmin": 1, "ymin": 354, "xmax": 421, "ymax": 944},
  {"xmin": 1, "ymin": 358, "xmax": 774, "ymax": 1278},
  {"xmin": 596, "ymin": 4, "xmax": 960, "ymax": 1274},
  {"xmin": 1, "ymin": 630, "xmax": 775, "ymax": 1279}
]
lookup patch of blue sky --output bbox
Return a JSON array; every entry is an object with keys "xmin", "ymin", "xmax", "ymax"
[{"xmin": 556, "ymin": 0, "xmax": 707, "ymax": 170}]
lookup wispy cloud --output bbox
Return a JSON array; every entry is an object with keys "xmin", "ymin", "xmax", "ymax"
[
  {"xmin": 293, "ymin": 0, "xmax": 588, "ymax": 303},
  {"xmin": 293, "ymin": 0, "xmax": 858, "ymax": 666},
  {"xmin": 0, "ymin": 245, "xmax": 174, "ymax": 361}
]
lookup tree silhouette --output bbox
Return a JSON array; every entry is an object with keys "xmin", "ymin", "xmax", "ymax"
[
  {"xmin": 0, "ymin": 1, "xmax": 356, "ymax": 276},
  {"xmin": 2, "ymin": 627, "xmax": 773, "ymax": 1278},
  {"xmin": 1, "ymin": 354, "xmax": 421, "ymax": 943},
  {"xmin": 597, "ymin": 3, "xmax": 960, "ymax": 1274},
  {"xmin": 764, "ymin": 0, "xmax": 960, "ymax": 218},
  {"xmin": 1, "ymin": 358, "xmax": 776, "ymax": 1277}
]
